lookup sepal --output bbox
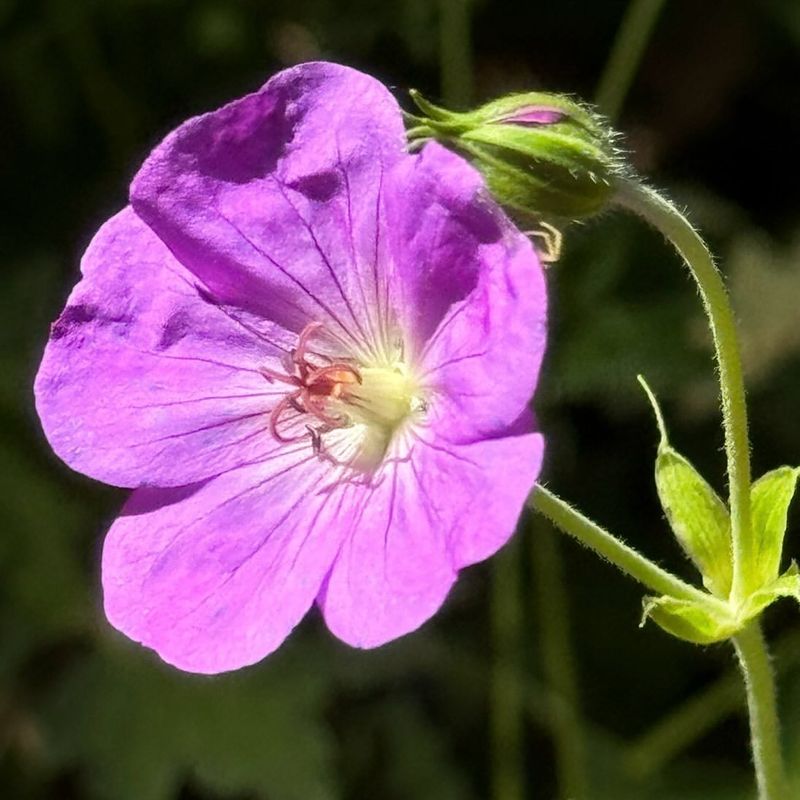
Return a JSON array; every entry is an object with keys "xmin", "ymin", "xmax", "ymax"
[
  {"xmin": 739, "ymin": 562, "xmax": 800, "ymax": 620},
  {"xmin": 750, "ymin": 466, "xmax": 799, "ymax": 587},
  {"xmin": 641, "ymin": 565, "xmax": 800, "ymax": 646},
  {"xmin": 640, "ymin": 595, "xmax": 737, "ymax": 645},
  {"xmin": 406, "ymin": 90, "xmax": 625, "ymax": 220},
  {"xmin": 639, "ymin": 377, "xmax": 733, "ymax": 597}
]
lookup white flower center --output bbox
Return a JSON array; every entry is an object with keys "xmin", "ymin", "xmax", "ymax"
[
  {"xmin": 261, "ymin": 322, "xmax": 427, "ymax": 474},
  {"xmin": 324, "ymin": 359, "xmax": 426, "ymax": 473}
]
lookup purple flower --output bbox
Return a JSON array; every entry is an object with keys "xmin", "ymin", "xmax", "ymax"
[{"xmin": 34, "ymin": 63, "xmax": 547, "ymax": 674}]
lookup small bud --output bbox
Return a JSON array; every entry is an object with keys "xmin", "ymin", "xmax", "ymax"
[{"xmin": 407, "ymin": 90, "xmax": 625, "ymax": 220}]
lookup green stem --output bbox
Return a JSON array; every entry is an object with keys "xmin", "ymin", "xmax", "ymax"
[
  {"xmin": 438, "ymin": 0, "xmax": 473, "ymax": 107},
  {"xmin": 732, "ymin": 624, "xmax": 788, "ymax": 800},
  {"xmin": 532, "ymin": 521, "xmax": 590, "ymax": 799},
  {"xmin": 490, "ymin": 539, "xmax": 525, "ymax": 800},
  {"xmin": 612, "ymin": 179, "xmax": 754, "ymax": 603},
  {"xmin": 529, "ymin": 484, "xmax": 720, "ymax": 606},
  {"xmin": 595, "ymin": 0, "xmax": 668, "ymax": 120}
]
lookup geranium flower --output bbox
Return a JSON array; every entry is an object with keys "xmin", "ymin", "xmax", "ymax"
[{"xmin": 34, "ymin": 63, "xmax": 547, "ymax": 674}]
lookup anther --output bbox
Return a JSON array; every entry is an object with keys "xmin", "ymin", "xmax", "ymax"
[{"xmin": 262, "ymin": 321, "xmax": 361, "ymax": 450}]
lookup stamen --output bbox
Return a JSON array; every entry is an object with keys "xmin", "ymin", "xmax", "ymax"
[
  {"xmin": 269, "ymin": 392, "xmax": 307, "ymax": 442},
  {"xmin": 261, "ymin": 321, "xmax": 426, "ymax": 472},
  {"xmin": 259, "ymin": 366, "xmax": 301, "ymax": 386},
  {"xmin": 262, "ymin": 322, "xmax": 364, "ymax": 446},
  {"xmin": 307, "ymin": 364, "xmax": 362, "ymax": 388}
]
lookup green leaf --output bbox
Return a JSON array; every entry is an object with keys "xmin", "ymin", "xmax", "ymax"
[
  {"xmin": 751, "ymin": 466, "xmax": 799, "ymax": 586},
  {"xmin": 639, "ymin": 377, "xmax": 733, "ymax": 597},
  {"xmin": 640, "ymin": 596, "xmax": 738, "ymax": 645}
]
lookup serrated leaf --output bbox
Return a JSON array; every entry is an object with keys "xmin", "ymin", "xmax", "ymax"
[
  {"xmin": 751, "ymin": 466, "xmax": 799, "ymax": 586},
  {"xmin": 639, "ymin": 377, "xmax": 733, "ymax": 597},
  {"xmin": 641, "ymin": 596, "xmax": 737, "ymax": 645}
]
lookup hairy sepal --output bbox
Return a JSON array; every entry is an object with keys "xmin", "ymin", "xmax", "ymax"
[
  {"xmin": 655, "ymin": 446, "xmax": 732, "ymax": 598},
  {"xmin": 642, "ymin": 565, "xmax": 800, "ymax": 646},
  {"xmin": 750, "ymin": 466, "xmax": 799, "ymax": 588},
  {"xmin": 639, "ymin": 377, "xmax": 733, "ymax": 598},
  {"xmin": 406, "ymin": 89, "xmax": 620, "ymax": 220},
  {"xmin": 740, "ymin": 562, "xmax": 800, "ymax": 621},
  {"xmin": 640, "ymin": 596, "xmax": 737, "ymax": 645}
]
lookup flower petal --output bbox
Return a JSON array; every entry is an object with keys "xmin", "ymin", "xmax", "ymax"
[
  {"xmin": 102, "ymin": 452, "xmax": 348, "ymax": 674},
  {"xmin": 426, "ymin": 427, "xmax": 544, "ymax": 568},
  {"xmin": 130, "ymin": 62, "xmax": 405, "ymax": 355},
  {"xmin": 384, "ymin": 142, "xmax": 502, "ymax": 349},
  {"xmin": 35, "ymin": 208, "xmax": 291, "ymax": 488},
  {"xmin": 386, "ymin": 143, "xmax": 548, "ymax": 441},
  {"xmin": 317, "ymin": 428, "xmax": 543, "ymax": 648}
]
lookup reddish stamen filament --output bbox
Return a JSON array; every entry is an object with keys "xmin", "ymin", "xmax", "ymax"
[{"xmin": 261, "ymin": 322, "xmax": 362, "ymax": 444}]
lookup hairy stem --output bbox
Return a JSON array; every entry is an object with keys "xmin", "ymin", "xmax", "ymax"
[
  {"xmin": 491, "ymin": 539, "xmax": 525, "ymax": 800},
  {"xmin": 529, "ymin": 485, "xmax": 720, "ymax": 606},
  {"xmin": 732, "ymin": 624, "xmax": 789, "ymax": 800},
  {"xmin": 595, "ymin": 0, "xmax": 668, "ymax": 120},
  {"xmin": 532, "ymin": 521, "xmax": 590, "ymax": 799},
  {"xmin": 612, "ymin": 179, "xmax": 754, "ymax": 603}
]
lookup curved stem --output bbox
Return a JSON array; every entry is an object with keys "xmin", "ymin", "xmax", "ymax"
[
  {"xmin": 732, "ymin": 624, "xmax": 788, "ymax": 800},
  {"xmin": 612, "ymin": 179, "xmax": 754, "ymax": 603},
  {"xmin": 529, "ymin": 485, "xmax": 721, "ymax": 606},
  {"xmin": 595, "ymin": 0, "xmax": 668, "ymax": 120}
]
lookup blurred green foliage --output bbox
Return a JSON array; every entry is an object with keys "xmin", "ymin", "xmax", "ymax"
[{"xmin": 2, "ymin": 0, "xmax": 800, "ymax": 798}]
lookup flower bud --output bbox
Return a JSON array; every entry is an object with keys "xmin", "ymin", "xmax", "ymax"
[{"xmin": 407, "ymin": 90, "xmax": 625, "ymax": 220}]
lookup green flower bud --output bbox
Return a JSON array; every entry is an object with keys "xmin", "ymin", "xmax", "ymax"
[{"xmin": 407, "ymin": 90, "xmax": 626, "ymax": 221}]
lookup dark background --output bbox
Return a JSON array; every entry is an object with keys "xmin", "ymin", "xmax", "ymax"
[{"xmin": 2, "ymin": 0, "xmax": 800, "ymax": 798}]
